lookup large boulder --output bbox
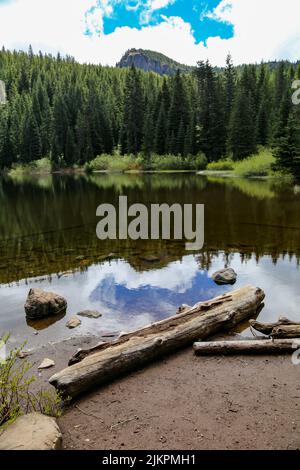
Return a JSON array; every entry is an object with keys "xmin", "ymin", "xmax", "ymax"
[
  {"xmin": 0, "ymin": 413, "xmax": 62, "ymax": 450},
  {"xmin": 25, "ymin": 288, "xmax": 67, "ymax": 320},
  {"xmin": 212, "ymin": 268, "xmax": 237, "ymax": 285}
]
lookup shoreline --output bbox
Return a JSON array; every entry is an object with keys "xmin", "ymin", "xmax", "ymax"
[
  {"xmin": 25, "ymin": 333, "xmax": 300, "ymax": 450},
  {"xmin": 2, "ymin": 167, "xmax": 294, "ymax": 181}
]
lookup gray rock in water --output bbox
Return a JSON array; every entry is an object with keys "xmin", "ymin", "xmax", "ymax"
[
  {"xmin": 212, "ymin": 268, "xmax": 237, "ymax": 285},
  {"xmin": 24, "ymin": 288, "xmax": 67, "ymax": 320},
  {"xmin": 77, "ymin": 310, "xmax": 102, "ymax": 319},
  {"xmin": 0, "ymin": 413, "xmax": 62, "ymax": 450},
  {"xmin": 66, "ymin": 316, "xmax": 81, "ymax": 329}
]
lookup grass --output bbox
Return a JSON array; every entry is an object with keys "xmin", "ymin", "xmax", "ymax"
[
  {"xmin": 233, "ymin": 149, "xmax": 275, "ymax": 177},
  {"xmin": 0, "ymin": 335, "xmax": 65, "ymax": 427},
  {"xmin": 206, "ymin": 160, "xmax": 234, "ymax": 172},
  {"xmin": 86, "ymin": 154, "xmax": 143, "ymax": 172},
  {"xmin": 8, "ymin": 157, "xmax": 52, "ymax": 177},
  {"xmin": 86, "ymin": 153, "xmax": 207, "ymax": 173}
]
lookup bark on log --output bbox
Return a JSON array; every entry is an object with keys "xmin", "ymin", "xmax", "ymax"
[
  {"xmin": 249, "ymin": 318, "xmax": 300, "ymax": 338},
  {"xmin": 271, "ymin": 325, "xmax": 300, "ymax": 339},
  {"xmin": 49, "ymin": 285, "xmax": 265, "ymax": 398},
  {"xmin": 194, "ymin": 339, "xmax": 300, "ymax": 355}
]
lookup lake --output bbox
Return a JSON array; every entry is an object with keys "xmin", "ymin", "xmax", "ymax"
[{"xmin": 1, "ymin": 172, "xmax": 300, "ymax": 348}]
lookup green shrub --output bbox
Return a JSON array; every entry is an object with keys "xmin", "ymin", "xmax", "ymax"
[
  {"xmin": 9, "ymin": 158, "xmax": 52, "ymax": 177},
  {"xmin": 206, "ymin": 160, "xmax": 234, "ymax": 171},
  {"xmin": 233, "ymin": 149, "xmax": 275, "ymax": 177},
  {"xmin": 86, "ymin": 154, "xmax": 142, "ymax": 172},
  {"xmin": 86, "ymin": 153, "xmax": 207, "ymax": 172},
  {"xmin": 150, "ymin": 153, "xmax": 207, "ymax": 171},
  {"xmin": 0, "ymin": 335, "xmax": 65, "ymax": 427}
]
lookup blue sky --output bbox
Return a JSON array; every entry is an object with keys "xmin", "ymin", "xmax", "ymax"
[
  {"xmin": 96, "ymin": 0, "xmax": 234, "ymax": 44},
  {"xmin": 0, "ymin": 0, "xmax": 300, "ymax": 66}
]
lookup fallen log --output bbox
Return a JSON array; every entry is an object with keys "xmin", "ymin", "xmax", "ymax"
[
  {"xmin": 271, "ymin": 325, "xmax": 300, "ymax": 339},
  {"xmin": 49, "ymin": 285, "xmax": 264, "ymax": 398},
  {"xmin": 194, "ymin": 338, "xmax": 300, "ymax": 355},
  {"xmin": 249, "ymin": 317, "xmax": 300, "ymax": 336},
  {"xmin": 249, "ymin": 317, "xmax": 300, "ymax": 339}
]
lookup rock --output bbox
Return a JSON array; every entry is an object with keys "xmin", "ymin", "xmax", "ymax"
[
  {"xmin": 77, "ymin": 310, "xmax": 102, "ymax": 319},
  {"xmin": 212, "ymin": 268, "xmax": 237, "ymax": 285},
  {"xmin": 0, "ymin": 413, "xmax": 62, "ymax": 450},
  {"xmin": 24, "ymin": 288, "xmax": 67, "ymax": 320},
  {"xmin": 17, "ymin": 351, "xmax": 31, "ymax": 359},
  {"xmin": 38, "ymin": 358, "xmax": 55, "ymax": 369},
  {"xmin": 66, "ymin": 316, "xmax": 81, "ymax": 329},
  {"xmin": 117, "ymin": 49, "xmax": 192, "ymax": 76}
]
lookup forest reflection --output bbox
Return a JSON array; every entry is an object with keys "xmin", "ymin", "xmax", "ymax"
[{"xmin": 0, "ymin": 173, "xmax": 300, "ymax": 285}]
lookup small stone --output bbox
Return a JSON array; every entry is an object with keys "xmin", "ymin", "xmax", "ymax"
[
  {"xmin": 17, "ymin": 351, "xmax": 31, "ymax": 359},
  {"xmin": 77, "ymin": 310, "xmax": 102, "ymax": 319},
  {"xmin": 66, "ymin": 316, "xmax": 81, "ymax": 329},
  {"xmin": 212, "ymin": 268, "xmax": 237, "ymax": 285},
  {"xmin": 0, "ymin": 413, "xmax": 62, "ymax": 450},
  {"xmin": 38, "ymin": 358, "xmax": 55, "ymax": 369}
]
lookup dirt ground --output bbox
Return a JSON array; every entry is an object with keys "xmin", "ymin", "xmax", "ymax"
[{"xmin": 29, "ymin": 334, "xmax": 300, "ymax": 451}]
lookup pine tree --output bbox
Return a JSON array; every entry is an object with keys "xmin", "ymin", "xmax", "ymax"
[
  {"xmin": 121, "ymin": 65, "xmax": 144, "ymax": 154},
  {"xmin": 21, "ymin": 108, "xmax": 42, "ymax": 162},
  {"xmin": 143, "ymin": 99, "xmax": 155, "ymax": 157},
  {"xmin": 154, "ymin": 101, "xmax": 167, "ymax": 154},
  {"xmin": 228, "ymin": 87, "xmax": 257, "ymax": 160},
  {"xmin": 196, "ymin": 61, "xmax": 226, "ymax": 161},
  {"xmin": 224, "ymin": 53, "xmax": 236, "ymax": 127},
  {"xmin": 274, "ymin": 110, "xmax": 300, "ymax": 174},
  {"xmin": 65, "ymin": 126, "xmax": 76, "ymax": 165}
]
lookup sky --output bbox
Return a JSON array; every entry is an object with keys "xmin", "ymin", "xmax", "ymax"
[{"xmin": 0, "ymin": 0, "xmax": 300, "ymax": 66}]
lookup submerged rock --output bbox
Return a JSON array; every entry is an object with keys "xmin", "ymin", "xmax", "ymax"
[
  {"xmin": 212, "ymin": 268, "xmax": 237, "ymax": 285},
  {"xmin": 0, "ymin": 413, "xmax": 62, "ymax": 450},
  {"xmin": 66, "ymin": 316, "xmax": 81, "ymax": 329},
  {"xmin": 77, "ymin": 310, "xmax": 102, "ymax": 319},
  {"xmin": 24, "ymin": 288, "xmax": 67, "ymax": 320}
]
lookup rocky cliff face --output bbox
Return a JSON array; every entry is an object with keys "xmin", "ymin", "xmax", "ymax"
[{"xmin": 117, "ymin": 49, "xmax": 192, "ymax": 76}]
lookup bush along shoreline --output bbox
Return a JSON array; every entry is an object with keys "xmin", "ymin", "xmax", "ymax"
[{"xmin": 3, "ymin": 148, "xmax": 296, "ymax": 180}]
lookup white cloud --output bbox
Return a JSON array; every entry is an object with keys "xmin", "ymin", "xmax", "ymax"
[
  {"xmin": 0, "ymin": 0, "xmax": 300, "ymax": 66},
  {"xmin": 140, "ymin": 0, "xmax": 175, "ymax": 23}
]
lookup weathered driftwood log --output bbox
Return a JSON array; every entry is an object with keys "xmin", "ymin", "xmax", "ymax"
[
  {"xmin": 271, "ymin": 325, "xmax": 300, "ymax": 339},
  {"xmin": 194, "ymin": 338, "xmax": 300, "ymax": 355},
  {"xmin": 49, "ymin": 285, "xmax": 264, "ymax": 398},
  {"xmin": 249, "ymin": 317, "xmax": 300, "ymax": 338}
]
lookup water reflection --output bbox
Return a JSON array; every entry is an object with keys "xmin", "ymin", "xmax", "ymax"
[{"xmin": 1, "ymin": 172, "xmax": 300, "ymax": 346}]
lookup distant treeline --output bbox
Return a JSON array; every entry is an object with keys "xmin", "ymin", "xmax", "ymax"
[{"xmin": 0, "ymin": 47, "xmax": 300, "ymax": 173}]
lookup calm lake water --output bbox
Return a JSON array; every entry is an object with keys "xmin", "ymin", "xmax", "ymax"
[{"xmin": 1, "ymin": 172, "xmax": 300, "ymax": 348}]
